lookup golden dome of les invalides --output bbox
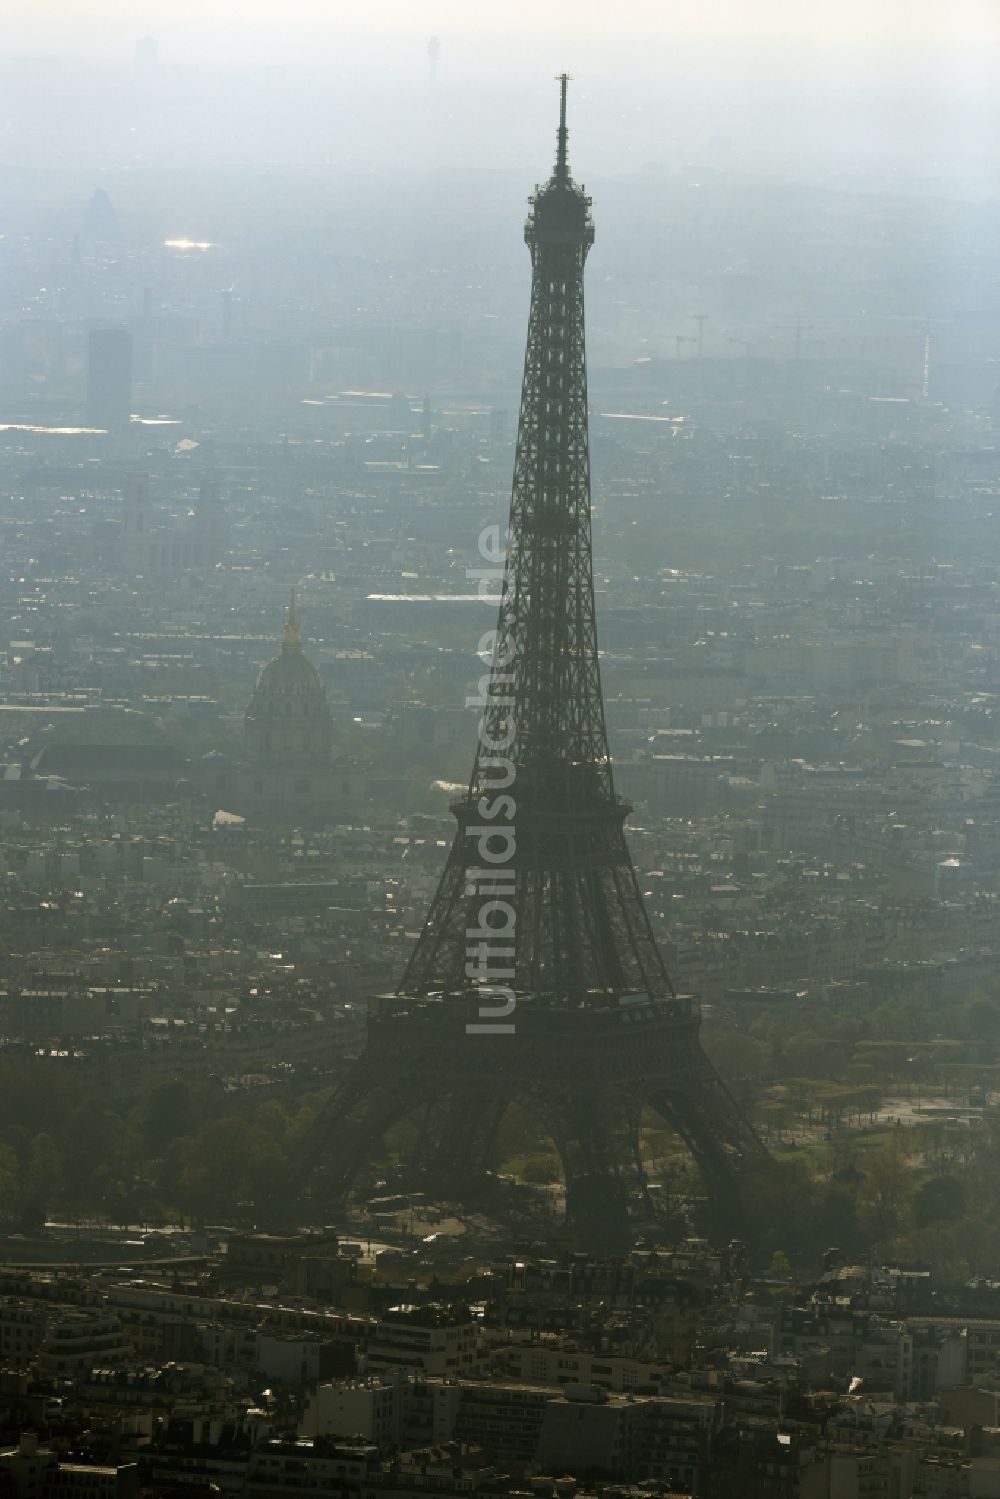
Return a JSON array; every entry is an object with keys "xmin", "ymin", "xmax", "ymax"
[{"xmin": 244, "ymin": 590, "xmax": 333, "ymax": 771}]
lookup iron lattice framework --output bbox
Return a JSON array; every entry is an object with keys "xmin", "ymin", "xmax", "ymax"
[
  {"xmin": 301, "ymin": 79, "xmax": 765, "ymax": 1247},
  {"xmin": 399, "ymin": 79, "xmax": 667, "ymax": 1003}
]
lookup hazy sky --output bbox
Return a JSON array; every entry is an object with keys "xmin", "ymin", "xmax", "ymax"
[
  {"xmin": 7, "ymin": 0, "xmax": 1000, "ymax": 52},
  {"xmin": 5, "ymin": 0, "xmax": 1000, "ymax": 194}
]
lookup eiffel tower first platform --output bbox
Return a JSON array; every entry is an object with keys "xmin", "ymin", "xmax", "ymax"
[{"xmin": 301, "ymin": 79, "xmax": 765, "ymax": 1248}]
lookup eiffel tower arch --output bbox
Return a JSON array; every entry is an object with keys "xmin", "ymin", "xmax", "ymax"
[{"xmin": 299, "ymin": 78, "xmax": 766, "ymax": 1249}]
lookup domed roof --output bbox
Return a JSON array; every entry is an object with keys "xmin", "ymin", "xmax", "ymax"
[
  {"xmin": 244, "ymin": 589, "xmax": 332, "ymax": 772},
  {"xmin": 250, "ymin": 590, "xmax": 325, "ymax": 704},
  {"xmin": 254, "ymin": 646, "xmax": 324, "ymax": 698}
]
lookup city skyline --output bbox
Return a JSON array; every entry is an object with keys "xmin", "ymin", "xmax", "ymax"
[{"xmin": 1, "ymin": 8, "xmax": 1000, "ymax": 1492}]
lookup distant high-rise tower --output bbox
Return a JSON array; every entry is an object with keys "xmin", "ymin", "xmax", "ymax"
[
  {"xmin": 83, "ymin": 189, "xmax": 120, "ymax": 243},
  {"xmin": 427, "ymin": 35, "xmax": 440, "ymax": 82},
  {"xmin": 297, "ymin": 78, "xmax": 765, "ymax": 1250},
  {"xmin": 86, "ymin": 328, "xmax": 133, "ymax": 430}
]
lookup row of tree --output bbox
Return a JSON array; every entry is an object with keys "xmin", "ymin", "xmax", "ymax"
[{"xmin": 0, "ymin": 1067, "xmax": 327, "ymax": 1230}]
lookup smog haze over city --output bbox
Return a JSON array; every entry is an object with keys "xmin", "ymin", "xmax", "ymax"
[{"xmin": 6, "ymin": 3, "xmax": 1000, "ymax": 1494}]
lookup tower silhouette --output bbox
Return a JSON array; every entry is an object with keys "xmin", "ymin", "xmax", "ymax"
[
  {"xmin": 304, "ymin": 79, "xmax": 764, "ymax": 1247},
  {"xmin": 86, "ymin": 327, "xmax": 132, "ymax": 430}
]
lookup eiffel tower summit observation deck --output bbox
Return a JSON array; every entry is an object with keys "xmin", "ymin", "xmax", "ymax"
[{"xmin": 300, "ymin": 78, "xmax": 766, "ymax": 1249}]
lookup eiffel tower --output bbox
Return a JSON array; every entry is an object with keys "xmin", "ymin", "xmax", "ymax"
[{"xmin": 303, "ymin": 78, "xmax": 764, "ymax": 1248}]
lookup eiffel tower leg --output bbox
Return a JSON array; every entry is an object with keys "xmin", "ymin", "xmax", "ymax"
[
  {"xmin": 646, "ymin": 1066, "xmax": 765, "ymax": 1238},
  {"xmin": 412, "ymin": 1095, "xmax": 450, "ymax": 1170},
  {"xmin": 425, "ymin": 1089, "xmax": 508, "ymax": 1193},
  {"xmin": 540, "ymin": 1090, "xmax": 633, "ymax": 1253},
  {"xmin": 298, "ymin": 1054, "xmax": 439, "ymax": 1207},
  {"xmin": 624, "ymin": 1099, "xmax": 653, "ymax": 1214}
]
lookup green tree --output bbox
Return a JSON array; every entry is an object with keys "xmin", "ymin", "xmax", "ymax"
[
  {"xmin": 703, "ymin": 1028, "xmax": 768, "ymax": 1082},
  {"xmin": 859, "ymin": 1137, "xmax": 913, "ymax": 1242},
  {"xmin": 961, "ymin": 996, "xmax": 1000, "ymax": 1041},
  {"xmin": 136, "ymin": 1080, "xmax": 193, "ymax": 1156},
  {"xmin": 913, "ymin": 1174, "xmax": 966, "ymax": 1229},
  {"xmin": 20, "ymin": 1133, "xmax": 64, "ymax": 1229},
  {"xmin": 61, "ymin": 1103, "xmax": 138, "ymax": 1217},
  {"xmin": 0, "ymin": 1063, "xmax": 77, "ymax": 1138},
  {"xmin": 172, "ymin": 1117, "xmax": 286, "ymax": 1220},
  {"xmin": 254, "ymin": 1100, "xmax": 289, "ymax": 1142},
  {"xmin": 780, "ymin": 1031, "xmax": 850, "ymax": 1079},
  {"xmin": 0, "ymin": 1145, "xmax": 20, "ymax": 1228},
  {"xmin": 742, "ymin": 1159, "xmax": 821, "ymax": 1262}
]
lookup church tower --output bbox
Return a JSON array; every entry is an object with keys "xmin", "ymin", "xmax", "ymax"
[{"xmin": 203, "ymin": 591, "xmax": 365, "ymax": 823}]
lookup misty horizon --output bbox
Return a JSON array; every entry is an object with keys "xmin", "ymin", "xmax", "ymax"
[{"xmin": 2, "ymin": 2, "xmax": 1000, "ymax": 196}]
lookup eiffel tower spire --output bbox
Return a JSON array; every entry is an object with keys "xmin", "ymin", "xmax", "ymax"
[
  {"xmin": 298, "ymin": 80, "xmax": 765, "ymax": 1249},
  {"xmin": 554, "ymin": 70, "xmax": 570, "ymax": 183}
]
